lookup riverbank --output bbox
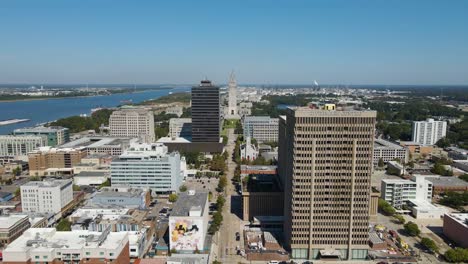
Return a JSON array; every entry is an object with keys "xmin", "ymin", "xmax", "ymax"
[{"xmin": 0, "ymin": 88, "xmax": 170, "ymax": 103}]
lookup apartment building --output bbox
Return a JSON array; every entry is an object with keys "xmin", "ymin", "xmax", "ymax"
[
  {"xmin": 28, "ymin": 147, "xmax": 86, "ymax": 176},
  {"xmin": 412, "ymin": 118, "xmax": 447, "ymax": 145},
  {"xmin": 109, "ymin": 107, "xmax": 155, "ymax": 143},
  {"xmin": 20, "ymin": 179, "xmax": 73, "ymax": 216},
  {"xmin": 279, "ymin": 106, "xmax": 376, "ymax": 260},
  {"xmin": 169, "ymin": 118, "xmax": 192, "ymax": 139},
  {"xmin": 111, "ymin": 142, "xmax": 183, "ymax": 194},
  {"xmin": 14, "ymin": 126, "xmax": 69, "ymax": 146},
  {"xmin": 0, "ymin": 135, "xmax": 47, "ymax": 156},
  {"xmin": 1, "ymin": 228, "xmax": 129, "ymax": 264},
  {"xmin": 373, "ymin": 138, "xmax": 409, "ymax": 165},
  {"xmin": 243, "ymin": 116, "xmax": 279, "ymax": 142}
]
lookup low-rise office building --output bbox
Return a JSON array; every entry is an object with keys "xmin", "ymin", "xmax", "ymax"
[
  {"xmin": 243, "ymin": 116, "xmax": 279, "ymax": 143},
  {"xmin": 20, "ymin": 179, "xmax": 73, "ymax": 217},
  {"xmin": 169, "ymin": 191, "xmax": 209, "ymax": 253},
  {"xmin": 14, "ymin": 126, "xmax": 69, "ymax": 146},
  {"xmin": 443, "ymin": 213, "xmax": 468, "ymax": 248},
  {"xmin": 169, "ymin": 118, "xmax": 192, "ymax": 139},
  {"xmin": 447, "ymin": 147, "xmax": 468, "ymax": 160},
  {"xmin": 28, "ymin": 147, "xmax": 86, "ymax": 176},
  {"xmin": 111, "ymin": 143, "xmax": 183, "ymax": 194},
  {"xmin": 426, "ymin": 176, "xmax": 468, "ymax": 194},
  {"xmin": 400, "ymin": 141, "xmax": 433, "ymax": 156},
  {"xmin": 0, "ymin": 135, "xmax": 47, "ymax": 157},
  {"xmin": 1, "ymin": 228, "xmax": 130, "ymax": 264},
  {"xmin": 60, "ymin": 136, "xmax": 138, "ymax": 156},
  {"xmin": 74, "ymin": 171, "xmax": 109, "ymax": 186},
  {"xmin": 0, "ymin": 214, "xmax": 31, "ymax": 245},
  {"xmin": 90, "ymin": 187, "xmax": 151, "ymax": 209},
  {"xmin": 381, "ymin": 178, "xmax": 432, "ymax": 209},
  {"xmin": 373, "ymin": 138, "xmax": 409, "ymax": 165}
]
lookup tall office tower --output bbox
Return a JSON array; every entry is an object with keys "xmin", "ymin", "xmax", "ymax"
[
  {"xmin": 412, "ymin": 118, "xmax": 447, "ymax": 145},
  {"xmin": 191, "ymin": 80, "xmax": 221, "ymax": 143},
  {"xmin": 279, "ymin": 106, "xmax": 376, "ymax": 261},
  {"xmin": 109, "ymin": 107, "xmax": 155, "ymax": 142},
  {"xmin": 226, "ymin": 71, "xmax": 238, "ymax": 118}
]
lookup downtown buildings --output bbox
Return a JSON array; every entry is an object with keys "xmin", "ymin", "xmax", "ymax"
[
  {"xmin": 28, "ymin": 147, "xmax": 86, "ymax": 176},
  {"xmin": 110, "ymin": 142, "xmax": 183, "ymax": 194},
  {"xmin": 279, "ymin": 105, "xmax": 376, "ymax": 260},
  {"xmin": 109, "ymin": 107, "xmax": 155, "ymax": 143}
]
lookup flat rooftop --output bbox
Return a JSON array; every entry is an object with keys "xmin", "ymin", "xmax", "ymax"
[
  {"xmin": 244, "ymin": 174, "xmax": 282, "ymax": 192},
  {"xmin": 76, "ymin": 171, "xmax": 108, "ymax": 177},
  {"xmin": 3, "ymin": 228, "xmax": 127, "ymax": 253},
  {"xmin": 94, "ymin": 187, "xmax": 146, "ymax": 198},
  {"xmin": 0, "ymin": 215, "xmax": 28, "ymax": 229},
  {"xmin": 374, "ymin": 138, "xmax": 406, "ymax": 150},
  {"xmin": 171, "ymin": 191, "xmax": 208, "ymax": 217},
  {"xmin": 446, "ymin": 213, "xmax": 468, "ymax": 228},
  {"xmin": 60, "ymin": 136, "xmax": 136, "ymax": 148},
  {"xmin": 427, "ymin": 177, "xmax": 468, "ymax": 188},
  {"xmin": 22, "ymin": 179, "xmax": 72, "ymax": 188}
]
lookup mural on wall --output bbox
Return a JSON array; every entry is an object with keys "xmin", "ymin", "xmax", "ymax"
[{"xmin": 169, "ymin": 218, "xmax": 203, "ymax": 251}]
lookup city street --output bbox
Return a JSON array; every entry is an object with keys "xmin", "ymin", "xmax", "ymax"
[{"xmin": 214, "ymin": 128, "xmax": 244, "ymax": 263}]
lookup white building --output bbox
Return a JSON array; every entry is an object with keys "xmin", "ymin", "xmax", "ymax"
[
  {"xmin": 109, "ymin": 107, "xmax": 155, "ymax": 143},
  {"xmin": 243, "ymin": 116, "xmax": 279, "ymax": 142},
  {"xmin": 1, "ymin": 228, "xmax": 129, "ymax": 263},
  {"xmin": 169, "ymin": 191, "xmax": 209, "ymax": 253},
  {"xmin": 0, "ymin": 135, "xmax": 47, "ymax": 157},
  {"xmin": 374, "ymin": 138, "xmax": 409, "ymax": 165},
  {"xmin": 240, "ymin": 137, "xmax": 258, "ymax": 161},
  {"xmin": 111, "ymin": 142, "xmax": 183, "ymax": 194},
  {"xmin": 74, "ymin": 171, "xmax": 109, "ymax": 186},
  {"xmin": 412, "ymin": 118, "xmax": 447, "ymax": 145},
  {"xmin": 20, "ymin": 179, "xmax": 73, "ymax": 216},
  {"xmin": 166, "ymin": 106, "xmax": 184, "ymax": 117},
  {"xmin": 169, "ymin": 118, "xmax": 192, "ymax": 139},
  {"xmin": 225, "ymin": 71, "xmax": 239, "ymax": 119},
  {"xmin": 381, "ymin": 177, "xmax": 441, "ymax": 219}
]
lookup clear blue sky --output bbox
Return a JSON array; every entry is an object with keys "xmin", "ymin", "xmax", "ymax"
[{"xmin": 1, "ymin": 0, "xmax": 467, "ymax": 85}]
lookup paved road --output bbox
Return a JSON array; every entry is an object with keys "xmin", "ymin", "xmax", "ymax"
[{"xmin": 216, "ymin": 128, "xmax": 244, "ymax": 263}]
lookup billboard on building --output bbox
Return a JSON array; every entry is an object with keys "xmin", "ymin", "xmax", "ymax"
[{"xmin": 169, "ymin": 218, "xmax": 204, "ymax": 251}]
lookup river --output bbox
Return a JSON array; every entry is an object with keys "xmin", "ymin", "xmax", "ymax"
[{"xmin": 0, "ymin": 87, "xmax": 191, "ymax": 134}]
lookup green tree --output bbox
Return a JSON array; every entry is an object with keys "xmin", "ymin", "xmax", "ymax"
[
  {"xmin": 435, "ymin": 137, "xmax": 451, "ymax": 148},
  {"xmin": 212, "ymin": 261, "xmax": 222, "ymax": 264},
  {"xmin": 179, "ymin": 185, "xmax": 187, "ymax": 192},
  {"xmin": 73, "ymin": 184, "xmax": 81, "ymax": 191},
  {"xmin": 217, "ymin": 175, "xmax": 227, "ymax": 192},
  {"xmin": 168, "ymin": 193, "xmax": 178, "ymax": 203},
  {"xmin": 444, "ymin": 248, "xmax": 468, "ymax": 263},
  {"xmin": 394, "ymin": 214, "xmax": 406, "ymax": 224},
  {"xmin": 378, "ymin": 158, "xmax": 385, "ymax": 168},
  {"xmin": 14, "ymin": 187, "xmax": 20, "ymax": 197},
  {"xmin": 420, "ymin": 237, "xmax": 439, "ymax": 253},
  {"xmin": 56, "ymin": 218, "xmax": 72, "ymax": 231},
  {"xmin": 216, "ymin": 196, "xmax": 225, "ymax": 210},
  {"xmin": 404, "ymin": 221, "xmax": 420, "ymax": 236},
  {"xmin": 378, "ymin": 198, "xmax": 396, "ymax": 216},
  {"xmin": 460, "ymin": 174, "xmax": 468, "ymax": 182},
  {"xmin": 12, "ymin": 166, "xmax": 21, "ymax": 176},
  {"xmin": 99, "ymin": 179, "xmax": 111, "ymax": 189}
]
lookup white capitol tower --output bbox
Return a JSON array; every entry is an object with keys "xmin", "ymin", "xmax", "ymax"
[{"xmin": 226, "ymin": 71, "xmax": 239, "ymax": 119}]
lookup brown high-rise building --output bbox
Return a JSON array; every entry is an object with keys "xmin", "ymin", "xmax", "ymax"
[
  {"xmin": 28, "ymin": 147, "xmax": 86, "ymax": 176},
  {"xmin": 279, "ymin": 105, "xmax": 376, "ymax": 261}
]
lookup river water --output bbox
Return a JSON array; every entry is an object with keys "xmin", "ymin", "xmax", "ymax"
[{"xmin": 0, "ymin": 87, "xmax": 191, "ymax": 134}]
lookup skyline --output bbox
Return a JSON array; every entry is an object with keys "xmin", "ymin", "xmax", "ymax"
[{"xmin": 1, "ymin": 0, "xmax": 468, "ymax": 85}]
